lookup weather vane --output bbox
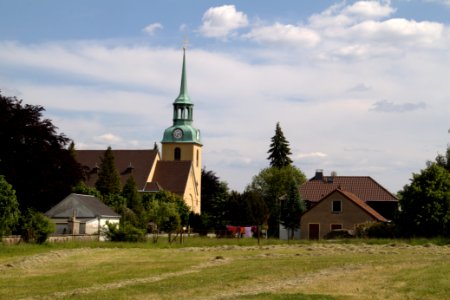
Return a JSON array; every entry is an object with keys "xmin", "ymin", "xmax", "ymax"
[{"xmin": 182, "ymin": 36, "xmax": 189, "ymax": 50}]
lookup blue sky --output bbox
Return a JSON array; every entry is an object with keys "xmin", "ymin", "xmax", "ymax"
[{"xmin": 1, "ymin": 0, "xmax": 449, "ymax": 193}]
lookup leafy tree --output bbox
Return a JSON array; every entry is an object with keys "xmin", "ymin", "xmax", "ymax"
[
  {"xmin": 267, "ymin": 122, "xmax": 293, "ymax": 168},
  {"xmin": 20, "ymin": 209, "xmax": 55, "ymax": 244},
  {"xmin": 247, "ymin": 165, "xmax": 306, "ymax": 237},
  {"xmin": 436, "ymin": 145, "xmax": 450, "ymax": 171},
  {"xmin": 0, "ymin": 175, "xmax": 20, "ymax": 237},
  {"xmin": 200, "ymin": 168, "xmax": 230, "ymax": 231},
  {"xmin": 72, "ymin": 181, "xmax": 103, "ymax": 199},
  {"xmin": 95, "ymin": 146, "xmax": 121, "ymax": 196},
  {"xmin": 0, "ymin": 93, "xmax": 83, "ymax": 211},
  {"xmin": 280, "ymin": 178, "xmax": 305, "ymax": 240},
  {"xmin": 398, "ymin": 162, "xmax": 450, "ymax": 237}
]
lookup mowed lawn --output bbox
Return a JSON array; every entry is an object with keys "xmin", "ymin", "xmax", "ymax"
[{"xmin": 1, "ymin": 239, "xmax": 449, "ymax": 299}]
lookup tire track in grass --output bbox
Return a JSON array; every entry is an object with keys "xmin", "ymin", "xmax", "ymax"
[{"xmin": 25, "ymin": 255, "xmax": 231, "ymax": 299}]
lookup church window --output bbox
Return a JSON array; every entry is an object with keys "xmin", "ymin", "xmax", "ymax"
[
  {"xmin": 196, "ymin": 150, "xmax": 199, "ymax": 167},
  {"xmin": 174, "ymin": 147, "xmax": 181, "ymax": 160}
]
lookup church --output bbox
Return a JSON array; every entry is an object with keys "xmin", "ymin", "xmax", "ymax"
[{"xmin": 75, "ymin": 48, "xmax": 202, "ymax": 214}]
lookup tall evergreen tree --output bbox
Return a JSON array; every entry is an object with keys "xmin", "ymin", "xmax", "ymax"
[
  {"xmin": 267, "ymin": 122, "xmax": 293, "ymax": 168},
  {"xmin": 122, "ymin": 175, "xmax": 141, "ymax": 211},
  {"xmin": 280, "ymin": 178, "xmax": 305, "ymax": 240},
  {"xmin": 95, "ymin": 146, "xmax": 121, "ymax": 196}
]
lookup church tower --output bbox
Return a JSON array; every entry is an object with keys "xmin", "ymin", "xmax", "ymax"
[{"xmin": 161, "ymin": 48, "xmax": 202, "ymax": 213}]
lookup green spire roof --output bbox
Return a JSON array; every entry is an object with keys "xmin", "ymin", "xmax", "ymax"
[{"xmin": 175, "ymin": 47, "xmax": 192, "ymax": 104}]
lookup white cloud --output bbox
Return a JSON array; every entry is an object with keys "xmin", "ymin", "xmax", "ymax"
[
  {"xmin": 244, "ymin": 23, "xmax": 321, "ymax": 48},
  {"xmin": 342, "ymin": 1, "xmax": 395, "ymax": 20},
  {"xmin": 142, "ymin": 23, "xmax": 163, "ymax": 35},
  {"xmin": 198, "ymin": 5, "xmax": 248, "ymax": 39},
  {"xmin": 349, "ymin": 18, "xmax": 444, "ymax": 46},
  {"xmin": 96, "ymin": 133, "xmax": 122, "ymax": 143},
  {"xmin": 296, "ymin": 152, "xmax": 328, "ymax": 159}
]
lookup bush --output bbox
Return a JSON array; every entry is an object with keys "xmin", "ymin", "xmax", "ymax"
[
  {"xmin": 355, "ymin": 221, "xmax": 397, "ymax": 238},
  {"xmin": 20, "ymin": 209, "xmax": 55, "ymax": 244},
  {"xmin": 104, "ymin": 221, "xmax": 146, "ymax": 242},
  {"xmin": 324, "ymin": 229, "xmax": 354, "ymax": 239}
]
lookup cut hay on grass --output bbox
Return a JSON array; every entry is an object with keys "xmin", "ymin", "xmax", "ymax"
[{"xmin": 1, "ymin": 239, "xmax": 449, "ymax": 299}]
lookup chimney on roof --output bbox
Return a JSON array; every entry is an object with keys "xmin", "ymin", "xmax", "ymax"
[{"xmin": 315, "ymin": 169, "xmax": 324, "ymax": 180}]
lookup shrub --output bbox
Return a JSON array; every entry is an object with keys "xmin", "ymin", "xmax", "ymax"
[
  {"xmin": 324, "ymin": 229, "xmax": 354, "ymax": 239},
  {"xmin": 355, "ymin": 221, "xmax": 396, "ymax": 238},
  {"xmin": 20, "ymin": 209, "xmax": 55, "ymax": 244},
  {"xmin": 104, "ymin": 221, "xmax": 146, "ymax": 242}
]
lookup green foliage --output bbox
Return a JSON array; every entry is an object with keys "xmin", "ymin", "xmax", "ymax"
[
  {"xmin": 355, "ymin": 221, "xmax": 397, "ymax": 238},
  {"xmin": 398, "ymin": 162, "xmax": 450, "ymax": 237},
  {"xmin": 121, "ymin": 175, "xmax": 141, "ymax": 211},
  {"xmin": 95, "ymin": 146, "xmax": 121, "ymax": 196},
  {"xmin": 200, "ymin": 168, "xmax": 230, "ymax": 230},
  {"xmin": 0, "ymin": 175, "xmax": 20, "ymax": 237},
  {"xmin": 19, "ymin": 209, "xmax": 55, "ymax": 244},
  {"xmin": 280, "ymin": 178, "xmax": 305, "ymax": 240},
  {"xmin": 0, "ymin": 93, "xmax": 83, "ymax": 211},
  {"xmin": 72, "ymin": 181, "xmax": 102, "ymax": 199},
  {"xmin": 104, "ymin": 221, "xmax": 146, "ymax": 242},
  {"xmin": 435, "ymin": 145, "xmax": 450, "ymax": 171},
  {"xmin": 247, "ymin": 165, "xmax": 306, "ymax": 237},
  {"xmin": 267, "ymin": 122, "xmax": 293, "ymax": 168}
]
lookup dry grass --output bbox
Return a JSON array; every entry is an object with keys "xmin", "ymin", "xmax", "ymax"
[{"xmin": 0, "ymin": 241, "xmax": 449, "ymax": 299}]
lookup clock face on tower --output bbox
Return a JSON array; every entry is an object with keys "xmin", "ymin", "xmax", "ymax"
[{"xmin": 172, "ymin": 128, "xmax": 183, "ymax": 139}]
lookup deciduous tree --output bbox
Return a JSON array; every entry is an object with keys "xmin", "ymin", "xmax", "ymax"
[
  {"xmin": 0, "ymin": 175, "xmax": 20, "ymax": 237},
  {"xmin": 0, "ymin": 93, "xmax": 82, "ymax": 211},
  {"xmin": 247, "ymin": 165, "xmax": 306, "ymax": 237},
  {"xmin": 398, "ymin": 162, "xmax": 450, "ymax": 237}
]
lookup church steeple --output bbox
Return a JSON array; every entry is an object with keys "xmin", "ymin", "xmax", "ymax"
[
  {"xmin": 162, "ymin": 47, "xmax": 201, "ymax": 145},
  {"xmin": 175, "ymin": 47, "xmax": 191, "ymax": 105}
]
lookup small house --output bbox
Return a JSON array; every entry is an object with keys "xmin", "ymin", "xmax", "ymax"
[
  {"xmin": 45, "ymin": 193, "xmax": 121, "ymax": 236},
  {"xmin": 300, "ymin": 188, "xmax": 388, "ymax": 239}
]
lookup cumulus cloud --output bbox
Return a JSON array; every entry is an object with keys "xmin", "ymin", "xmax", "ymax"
[
  {"xmin": 142, "ymin": 23, "xmax": 163, "ymax": 35},
  {"xmin": 244, "ymin": 23, "xmax": 320, "ymax": 48},
  {"xmin": 349, "ymin": 19, "xmax": 444, "ymax": 46},
  {"xmin": 198, "ymin": 5, "xmax": 248, "ymax": 39},
  {"xmin": 342, "ymin": 1, "xmax": 395, "ymax": 20},
  {"xmin": 370, "ymin": 100, "xmax": 427, "ymax": 112},
  {"xmin": 96, "ymin": 133, "xmax": 122, "ymax": 143}
]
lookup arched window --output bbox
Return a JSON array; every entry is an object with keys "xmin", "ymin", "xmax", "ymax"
[{"xmin": 174, "ymin": 147, "xmax": 181, "ymax": 160}]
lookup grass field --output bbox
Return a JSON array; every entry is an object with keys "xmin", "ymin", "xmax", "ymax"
[{"xmin": 1, "ymin": 238, "xmax": 449, "ymax": 299}]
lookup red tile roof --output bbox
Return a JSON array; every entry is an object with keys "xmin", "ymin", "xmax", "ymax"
[
  {"xmin": 146, "ymin": 160, "xmax": 192, "ymax": 196},
  {"xmin": 75, "ymin": 149, "xmax": 158, "ymax": 190},
  {"xmin": 337, "ymin": 189, "xmax": 388, "ymax": 222},
  {"xmin": 300, "ymin": 176, "xmax": 398, "ymax": 203}
]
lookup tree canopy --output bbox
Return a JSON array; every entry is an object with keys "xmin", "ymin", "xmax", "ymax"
[
  {"xmin": 398, "ymin": 161, "xmax": 450, "ymax": 237},
  {"xmin": 0, "ymin": 93, "xmax": 83, "ymax": 211},
  {"xmin": 267, "ymin": 122, "xmax": 293, "ymax": 168},
  {"xmin": 247, "ymin": 165, "xmax": 306, "ymax": 237},
  {"xmin": 0, "ymin": 175, "xmax": 20, "ymax": 237}
]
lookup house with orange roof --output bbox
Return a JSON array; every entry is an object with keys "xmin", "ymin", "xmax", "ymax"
[
  {"xmin": 300, "ymin": 170, "xmax": 398, "ymax": 220},
  {"xmin": 300, "ymin": 188, "xmax": 388, "ymax": 239}
]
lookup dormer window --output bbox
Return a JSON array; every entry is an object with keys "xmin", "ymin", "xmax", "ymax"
[{"xmin": 332, "ymin": 200, "xmax": 342, "ymax": 213}]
